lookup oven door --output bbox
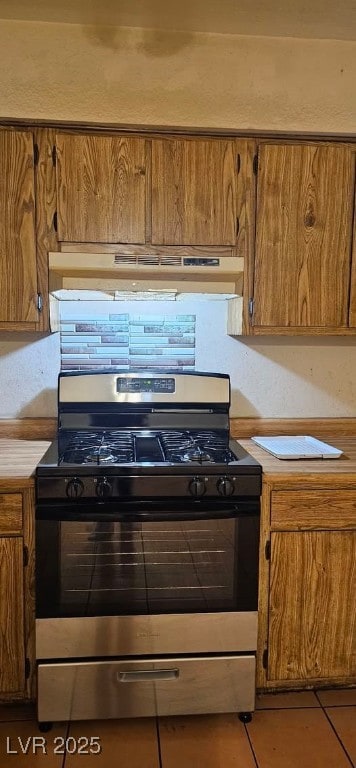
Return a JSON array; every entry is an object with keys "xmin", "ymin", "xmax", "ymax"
[{"xmin": 36, "ymin": 500, "xmax": 259, "ymax": 658}]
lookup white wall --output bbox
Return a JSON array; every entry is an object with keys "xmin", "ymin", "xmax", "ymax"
[
  {"xmin": 0, "ymin": 19, "xmax": 355, "ymax": 132},
  {"xmin": 0, "ymin": 333, "xmax": 60, "ymax": 418},
  {"xmin": 0, "ymin": 302, "xmax": 355, "ymax": 419}
]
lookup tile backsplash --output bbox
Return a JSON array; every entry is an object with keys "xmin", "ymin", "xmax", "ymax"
[{"xmin": 60, "ymin": 312, "xmax": 196, "ymax": 371}]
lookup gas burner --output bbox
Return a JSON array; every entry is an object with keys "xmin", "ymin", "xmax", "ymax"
[
  {"xmin": 182, "ymin": 447, "xmax": 213, "ymax": 463},
  {"xmin": 86, "ymin": 448, "xmax": 118, "ymax": 464}
]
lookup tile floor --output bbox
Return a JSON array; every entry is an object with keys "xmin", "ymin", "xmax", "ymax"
[{"xmin": 0, "ymin": 689, "xmax": 355, "ymax": 767}]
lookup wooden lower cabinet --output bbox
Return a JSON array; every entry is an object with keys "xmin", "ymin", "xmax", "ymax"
[
  {"xmin": 268, "ymin": 530, "xmax": 356, "ymax": 682},
  {"xmin": 0, "ymin": 488, "xmax": 34, "ymax": 700},
  {"xmin": 258, "ymin": 483, "xmax": 356, "ymax": 691},
  {"xmin": 0, "ymin": 537, "xmax": 25, "ymax": 693}
]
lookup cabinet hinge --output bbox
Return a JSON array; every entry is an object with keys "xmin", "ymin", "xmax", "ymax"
[
  {"xmin": 236, "ymin": 153, "xmax": 241, "ymax": 174},
  {"xmin": 36, "ymin": 293, "xmax": 43, "ymax": 313},
  {"xmin": 253, "ymin": 154, "xmax": 258, "ymax": 175},
  {"xmin": 53, "ymin": 211, "xmax": 58, "ymax": 232},
  {"xmin": 52, "ymin": 145, "xmax": 57, "ymax": 167},
  {"xmin": 236, "ymin": 217, "xmax": 240, "ymax": 237},
  {"xmin": 265, "ymin": 540, "xmax": 271, "ymax": 560},
  {"xmin": 25, "ymin": 657, "xmax": 31, "ymax": 679},
  {"xmin": 33, "ymin": 143, "xmax": 39, "ymax": 166},
  {"xmin": 248, "ymin": 298, "xmax": 254, "ymax": 319},
  {"xmin": 23, "ymin": 546, "xmax": 29, "ymax": 567},
  {"xmin": 262, "ymin": 648, "xmax": 268, "ymax": 669}
]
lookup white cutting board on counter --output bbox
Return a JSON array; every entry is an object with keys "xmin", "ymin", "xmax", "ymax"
[{"xmin": 251, "ymin": 436, "xmax": 343, "ymax": 460}]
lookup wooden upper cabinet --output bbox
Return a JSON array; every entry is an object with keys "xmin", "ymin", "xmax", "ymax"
[
  {"xmin": 252, "ymin": 143, "xmax": 355, "ymax": 329},
  {"xmin": 55, "ymin": 133, "xmax": 147, "ymax": 243},
  {"xmin": 0, "ymin": 129, "xmax": 38, "ymax": 324},
  {"xmin": 151, "ymin": 138, "xmax": 239, "ymax": 246}
]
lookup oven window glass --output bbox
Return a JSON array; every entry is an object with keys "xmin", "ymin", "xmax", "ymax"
[{"xmin": 36, "ymin": 515, "xmax": 259, "ymax": 618}]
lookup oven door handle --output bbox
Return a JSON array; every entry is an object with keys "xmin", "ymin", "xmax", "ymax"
[
  {"xmin": 118, "ymin": 669, "xmax": 179, "ymax": 683},
  {"xmin": 36, "ymin": 501, "xmax": 259, "ymax": 522}
]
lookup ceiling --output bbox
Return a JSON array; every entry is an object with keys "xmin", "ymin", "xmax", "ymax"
[{"xmin": 0, "ymin": 0, "xmax": 355, "ymax": 41}]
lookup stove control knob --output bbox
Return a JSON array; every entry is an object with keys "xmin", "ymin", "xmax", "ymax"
[
  {"xmin": 96, "ymin": 478, "xmax": 112, "ymax": 498},
  {"xmin": 189, "ymin": 477, "xmax": 206, "ymax": 497},
  {"xmin": 66, "ymin": 477, "xmax": 84, "ymax": 499},
  {"xmin": 217, "ymin": 477, "xmax": 235, "ymax": 497}
]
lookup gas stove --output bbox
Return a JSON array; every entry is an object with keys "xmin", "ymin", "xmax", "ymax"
[
  {"xmin": 35, "ymin": 370, "xmax": 262, "ymax": 726},
  {"xmin": 36, "ymin": 371, "xmax": 261, "ymax": 502}
]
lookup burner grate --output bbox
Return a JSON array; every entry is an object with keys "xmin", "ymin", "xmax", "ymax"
[
  {"xmin": 58, "ymin": 429, "xmax": 236, "ymax": 466},
  {"xmin": 160, "ymin": 430, "xmax": 234, "ymax": 464},
  {"xmin": 60, "ymin": 431, "xmax": 135, "ymax": 465}
]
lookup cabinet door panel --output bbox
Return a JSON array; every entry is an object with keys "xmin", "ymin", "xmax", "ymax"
[
  {"xmin": 56, "ymin": 134, "xmax": 146, "ymax": 243},
  {"xmin": 349, "ymin": 172, "xmax": 356, "ymax": 327},
  {"xmin": 0, "ymin": 537, "xmax": 25, "ymax": 693},
  {"xmin": 0, "ymin": 130, "xmax": 38, "ymax": 323},
  {"xmin": 271, "ymin": 490, "xmax": 356, "ymax": 529},
  {"xmin": 253, "ymin": 144, "xmax": 355, "ymax": 328},
  {"xmin": 152, "ymin": 139, "xmax": 238, "ymax": 245},
  {"xmin": 0, "ymin": 494, "xmax": 23, "ymax": 534},
  {"xmin": 268, "ymin": 531, "xmax": 356, "ymax": 681}
]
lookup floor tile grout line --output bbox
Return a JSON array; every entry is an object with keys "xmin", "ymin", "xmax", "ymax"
[
  {"xmin": 61, "ymin": 719, "xmax": 71, "ymax": 768},
  {"xmin": 242, "ymin": 718, "xmax": 259, "ymax": 768},
  {"xmin": 319, "ymin": 706, "xmax": 355, "ymax": 768},
  {"xmin": 256, "ymin": 705, "xmax": 322, "ymax": 711},
  {"xmin": 155, "ymin": 716, "xmax": 163, "ymax": 768}
]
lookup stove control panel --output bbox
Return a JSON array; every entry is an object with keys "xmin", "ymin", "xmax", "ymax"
[{"xmin": 38, "ymin": 473, "xmax": 260, "ymax": 502}]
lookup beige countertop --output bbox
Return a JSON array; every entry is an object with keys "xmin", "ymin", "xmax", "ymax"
[
  {"xmin": 238, "ymin": 437, "xmax": 356, "ymax": 479},
  {"xmin": 0, "ymin": 439, "xmax": 50, "ymax": 488},
  {"xmin": 1, "ymin": 436, "xmax": 356, "ymax": 490}
]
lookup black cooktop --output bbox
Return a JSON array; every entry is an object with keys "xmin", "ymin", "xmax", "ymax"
[{"xmin": 58, "ymin": 429, "xmax": 238, "ymax": 467}]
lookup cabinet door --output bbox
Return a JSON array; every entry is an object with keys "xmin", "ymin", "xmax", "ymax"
[
  {"xmin": 0, "ymin": 537, "xmax": 25, "ymax": 693},
  {"xmin": 349, "ymin": 175, "xmax": 356, "ymax": 327},
  {"xmin": 151, "ymin": 138, "xmax": 238, "ymax": 245},
  {"xmin": 56, "ymin": 133, "xmax": 147, "ymax": 243},
  {"xmin": 268, "ymin": 531, "xmax": 356, "ymax": 682},
  {"xmin": 252, "ymin": 143, "xmax": 355, "ymax": 329},
  {"xmin": 0, "ymin": 130, "xmax": 38, "ymax": 324}
]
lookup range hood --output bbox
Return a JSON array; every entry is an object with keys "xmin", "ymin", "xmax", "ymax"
[{"xmin": 49, "ymin": 251, "xmax": 244, "ymax": 295}]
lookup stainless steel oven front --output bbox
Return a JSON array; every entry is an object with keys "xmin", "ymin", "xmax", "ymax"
[{"xmin": 36, "ymin": 499, "xmax": 260, "ymax": 723}]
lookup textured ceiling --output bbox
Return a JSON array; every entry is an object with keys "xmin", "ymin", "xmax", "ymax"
[{"xmin": 0, "ymin": 0, "xmax": 355, "ymax": 41}]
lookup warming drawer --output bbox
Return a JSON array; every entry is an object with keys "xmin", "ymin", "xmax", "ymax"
[{"xmin": 37, "ymin": 655, "xmax": 256, "ymax": 721}]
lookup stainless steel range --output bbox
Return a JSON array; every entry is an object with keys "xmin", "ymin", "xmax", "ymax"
[{"xmin": 35, "ymin": 371, "xmax": 261, "ymax": 726}]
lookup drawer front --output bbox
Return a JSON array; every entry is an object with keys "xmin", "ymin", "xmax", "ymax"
[
  {"xmin": 38, "ymin": 655, "xmax": 256, "ymax": 721},
  {"xmin": 271, "ymin": 490, "xmax": 356, "ymax": 530},
  {"xmin": 0, "ymin": 494, "xmax": 23, "ymax": 534}
]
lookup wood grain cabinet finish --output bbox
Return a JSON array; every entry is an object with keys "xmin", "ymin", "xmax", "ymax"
[
  {"xmin": 151, "ymin": 138, "xmax": 240, "ymax": 246},
  {"xmin": 0, "ymin": 537, "xmax": 25, "ymax": 693},
  {"xmin": 271, "ymin": 490, "xmax": 356, "ymax": 529},
  {"xmin": 251, "ymin": 143, "xmax": 355, "ymax": 332},
  {"xmin": 0, "ymin": 494, "xmax": 23, "ymax": 534},
  {"xmin": 55, "ymin": 133, "xmax": 147, "ymax": 243},
  {"xmin": 0, "ymin": 129, "xmax": 39, "ymax": 328},
  {"xmin": 268, "ymin": 530, "xmax": 356, "ymax": 682},
  {"xmin": 258, "ymin": 485, "xmax": 356, "ymax": 690},
  {"xmin": 0, "ymin": 487, "xmax": 34, "ymax": 701}
]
